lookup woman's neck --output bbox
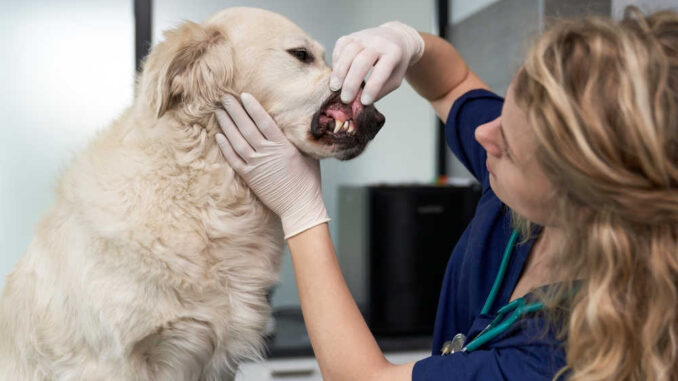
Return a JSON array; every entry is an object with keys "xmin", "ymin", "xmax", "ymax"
[{"xmin": 509, "ymin": 226, "xmax": 564, "ymax": 302}]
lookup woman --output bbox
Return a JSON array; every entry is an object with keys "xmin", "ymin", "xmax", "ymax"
[{"xmin": 215, "ymin": 7, "xmax": 678, "ymax": 380}]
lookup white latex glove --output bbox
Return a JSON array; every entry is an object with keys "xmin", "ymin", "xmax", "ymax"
[
  {"xmin": 330, "ymin": 21, "xmax": 425, "ymax": 106},
  {"xmin": 215, "ymin": 93, "xmax": 330, "ymax": 239}
]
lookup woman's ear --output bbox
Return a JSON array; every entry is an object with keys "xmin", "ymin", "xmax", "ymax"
[{"xmin": 142, "ymin": 21, "xmax": 234, "ymax": 118}]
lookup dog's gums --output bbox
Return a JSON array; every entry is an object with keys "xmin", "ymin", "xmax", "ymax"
[{"xmin": 310, "ymin": 88, "xmax": 385, "ymax": 150}]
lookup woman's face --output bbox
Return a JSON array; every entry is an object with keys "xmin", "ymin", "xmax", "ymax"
[{"xmin": 474, "ymin": 82, "xmax": 556, "ymax": 226}]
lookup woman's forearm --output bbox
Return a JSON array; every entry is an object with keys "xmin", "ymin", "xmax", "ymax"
[
  {"xmin": 287, "ymin": 224, "xmax": 414, "ymax": 381},
  {"xmin": 405, "ymin": 32, "xmax": 470, "ymax": 101},
  {"xmin": 406, "ymin": 32, "xmax": 489, "ymax": 121}
]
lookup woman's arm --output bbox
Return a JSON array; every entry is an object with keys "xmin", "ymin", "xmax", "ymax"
[
  {"xmin": 214, "ymin": 95, "xmax": 415, "ymax": 380},
  {"xmin": 405, "ymin": 32, "xmax": 489, "ymax": 122},
  {"xmin": 287, "ymin": 223, "xmax": 415, "ymax": 381}
]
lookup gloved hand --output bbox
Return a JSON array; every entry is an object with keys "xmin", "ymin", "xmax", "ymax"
[
  {"xmin": 330, "ymin": 21, "xmax": 425, "ymax": 106},
  {"xmin": 215, "ymin": 93, "xmax": 330, "ymax": 239}
]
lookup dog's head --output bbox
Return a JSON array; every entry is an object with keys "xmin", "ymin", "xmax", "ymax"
[{"xmin": 139, "ymin": 7, "xmax": 384, "ymax": 160}]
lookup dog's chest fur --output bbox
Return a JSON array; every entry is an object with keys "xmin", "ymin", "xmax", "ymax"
[{"xmin": 0, "ymin": 108, "xmax": 284, "ymax": 379}]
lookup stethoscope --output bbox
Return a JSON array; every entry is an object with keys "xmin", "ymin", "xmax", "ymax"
[{"xmin": 440, "ymin": 229, "xmax": 545, "ymax": 355}]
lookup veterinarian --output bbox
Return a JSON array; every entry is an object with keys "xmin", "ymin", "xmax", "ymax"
[{"xmin": 215, "ymin": 7, "xmax": 678, "ymax": 380}]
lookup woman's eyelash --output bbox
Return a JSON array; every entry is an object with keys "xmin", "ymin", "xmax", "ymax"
[
  {"xmin": 499, "ymin": 123, "xmax": 513, "ymax": 161},
  {"xmin": 503, "ymin": 141, "xmax": 512, "ymax": 160}
]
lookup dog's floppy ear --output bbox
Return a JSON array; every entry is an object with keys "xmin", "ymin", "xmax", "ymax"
[{"xmin": 146, "ymin": 21, "xmax": 234, "ymax": 118}]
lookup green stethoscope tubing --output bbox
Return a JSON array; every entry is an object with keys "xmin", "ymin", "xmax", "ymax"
[
  {"xmin": 464, "ymin": 293, "xmax": 545, "ymax": 352},
  {"xmin": 481, "ymin": 228, "xmax": 521, "ymax": 315},
  {"xmin": 444, "ymin": 229, "xmax": 546, "ymax": 354}
]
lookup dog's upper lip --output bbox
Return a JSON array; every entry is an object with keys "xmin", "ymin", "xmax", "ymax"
[
  {"xmin": 319, "ymin": 91, "xmax": 344, "ymax": 115},
  {"xmin": 310, "ymin": 91, "xmax": 346, "ymax": 138},
  {"xmin": 316, "ymin": 88, "xmax": 366, "ymax": 122}
]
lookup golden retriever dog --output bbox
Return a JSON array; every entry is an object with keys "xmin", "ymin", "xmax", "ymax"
[{"xmin": 0, "ymin": 7, "xmax": 384, "ymax": 380}]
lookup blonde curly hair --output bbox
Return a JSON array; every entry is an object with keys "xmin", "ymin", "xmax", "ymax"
[{"xmin": 513, "ymin": 7, "xmax": 678, "ymax": 381}]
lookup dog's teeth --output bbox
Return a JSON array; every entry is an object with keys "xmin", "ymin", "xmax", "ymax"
[
  {"xmin": 348, "ymin": 125, "xmax": 355, "ymax": 134},
  {"xmin": 342, "ymin": 120, "xmax": 349, "ymax": 131},
  {"xmin": 333, "ymin": 119, "xmax": 342, "ymax": 133}
]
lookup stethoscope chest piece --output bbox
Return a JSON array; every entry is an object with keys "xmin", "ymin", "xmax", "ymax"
[{"xmin": 440, "ymin": 333, "xmax": 466, "ymax": 355}]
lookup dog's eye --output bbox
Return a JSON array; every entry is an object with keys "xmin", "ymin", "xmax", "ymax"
[{"xmin": 287, "ymin": 48, "xmax": 313, "ymax": 64}]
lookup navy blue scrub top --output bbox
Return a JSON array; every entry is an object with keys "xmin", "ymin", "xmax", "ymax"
[{"xmin": 412, "ymin": 89, "xmax": 566, "ymax": 380}]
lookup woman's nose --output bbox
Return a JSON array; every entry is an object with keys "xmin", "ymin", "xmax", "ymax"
[{"xmin": 475, "ymin": 118, "xmax": 503, "ymax": 158}]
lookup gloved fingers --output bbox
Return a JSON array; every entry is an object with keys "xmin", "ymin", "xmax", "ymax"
[
  {"xmin": 221, "ymin": 94, "xmax": 267, "ymax": 148},
  {"xmin": 215, "ymin": 108, "xmax": 255, "ymax": 161},
  {"xmin": 341, "ymin": 48, "xmax": 380, "ymax": 104},
  {"xmin": 330, "ymin": 40, "xmax": 364, "ymax": 92},
  {"xmin": 360, "ymin": 53, "xmax": 399, "ymax": 105},
  {"xmin": 215, "ymin": 133, "xmax": 246, "ymax": 172},
  {"xmin": 376, "ymin": 64, "xmax": 408, "ymax": 101},
  {"xmin": 331, "ymin": 35, "xmax": 354, "ymax": 76},
  {"xmin": 240, "ymin": 93, "xmax": 286, "ymax": 142}
]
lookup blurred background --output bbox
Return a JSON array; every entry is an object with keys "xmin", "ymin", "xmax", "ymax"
[{"xmin": 1, "ymin": 0, "xmax": 674, "ymax": 378}]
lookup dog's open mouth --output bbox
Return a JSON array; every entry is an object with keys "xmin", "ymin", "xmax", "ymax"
[
  {"xmin": 314, "ymin": 88, "xmax": 364, "ymax": 138},
  {"xmin": 310, "ymin": 87, "xmax": 385, "ymax": 145}
]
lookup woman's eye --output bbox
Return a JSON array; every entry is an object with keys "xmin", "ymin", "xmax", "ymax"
[{"xmin": 287, "ymin": 49, "xmax": 313, "ymax": 63}]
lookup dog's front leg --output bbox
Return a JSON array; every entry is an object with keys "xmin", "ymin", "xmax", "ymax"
[{"xmin": 130, "ymin": 317, "xmax": 217, "ymax": 381}]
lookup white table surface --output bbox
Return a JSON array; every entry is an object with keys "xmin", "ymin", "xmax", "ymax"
[{"xmin": 235, "ymin": 351, "xmax": 430, "ymax": 381}]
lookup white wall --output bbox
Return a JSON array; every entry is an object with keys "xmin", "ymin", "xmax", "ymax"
[
  {"xmin": 0, "ymin": 0, "xmax": 134, "ymax": 289},
  {"xmin": 153, "ymin": 0, "xmax": 437, "ymax": 308},
  {"xmin": 451, "ymin": 0, "xmax": 502, "ymax": 23},
  {"xmin": 612, "ymin": 0, "xmax": 678, "ymax": 18}
]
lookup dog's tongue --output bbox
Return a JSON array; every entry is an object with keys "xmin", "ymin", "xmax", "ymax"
[{"xmin": 325, "ymin": 88, "xmax": 366, "ymax": 122}]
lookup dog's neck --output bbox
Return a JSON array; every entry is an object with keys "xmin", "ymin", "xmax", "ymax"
[{"xmin": 121, "ymin": 99, "xmax": 226, "ymax": 173}]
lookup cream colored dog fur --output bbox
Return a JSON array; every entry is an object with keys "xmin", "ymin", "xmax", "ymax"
[{"xmin": 0, "ymin": 7, "xmax": 384, "ymax": 380}]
